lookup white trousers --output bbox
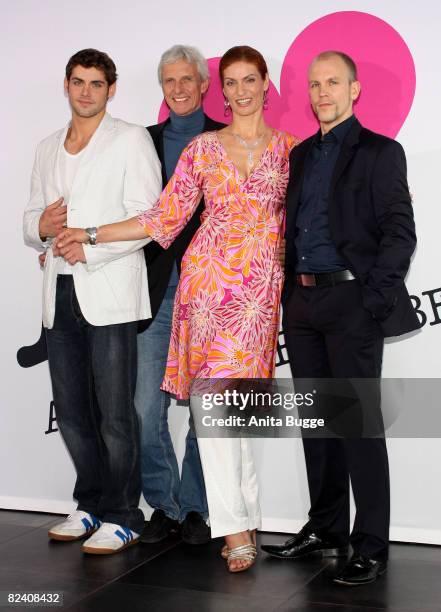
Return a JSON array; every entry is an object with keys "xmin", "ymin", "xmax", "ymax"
[{"xmin": 197, "ymin": 436, "xmax": 262, "ymax": 539}]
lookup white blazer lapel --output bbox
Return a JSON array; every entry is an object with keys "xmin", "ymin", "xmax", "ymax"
[
  {"xmin": 69, "ymin": 113, "xmax": 115, "ymax": 203},
  {"xmin": 43, "ymin": 124, "xmax": 69, "ymax": 203}
]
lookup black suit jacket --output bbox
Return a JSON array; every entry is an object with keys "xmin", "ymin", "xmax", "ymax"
[
  {"xmin": 139, "ymin": 114, "xmax": 225, "ymax": 332},
  {"xmin": 284, "ymin": 118, "xmax": 419, "ymax": 338}
]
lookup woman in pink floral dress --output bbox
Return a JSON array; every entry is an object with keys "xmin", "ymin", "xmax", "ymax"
[
  {"xmin": 143, "ymin": 128, "xmax": 297, "ymax": 399},
  {"xmin": 57, "ymin": 46, "xmax": 299, "ymax": 572}
]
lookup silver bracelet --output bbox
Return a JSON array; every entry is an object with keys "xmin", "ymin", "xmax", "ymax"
[{"xmin": 85, "ymin": 227, "xmax": 97, "ymax": 246}]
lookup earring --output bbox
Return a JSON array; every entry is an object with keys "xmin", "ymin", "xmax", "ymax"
[
  {"xmin": 263, "ymin": 90, "xmax": 269, "ymax": 111},
  {"xmin": 224, "ymin": 98, "xmax": 231, "ymax": 117}
]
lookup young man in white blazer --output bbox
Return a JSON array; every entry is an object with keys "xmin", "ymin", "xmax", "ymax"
[{"xmin": 23, "ymin": 49, "xmax": 162, "ymax": 554}]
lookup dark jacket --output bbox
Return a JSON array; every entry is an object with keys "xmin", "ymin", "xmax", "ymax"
[
  {"xmin": 139, "ymin": 114, "xmax": 225, "ymax": 331},
  {"xmin": 284, "ymin": 118, "xmax": 419, "ymax": 338}
]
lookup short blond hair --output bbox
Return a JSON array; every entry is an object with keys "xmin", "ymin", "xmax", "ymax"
[{"xmin": 311, "ymin": 51, "xmax": 358, "ymax": 82}]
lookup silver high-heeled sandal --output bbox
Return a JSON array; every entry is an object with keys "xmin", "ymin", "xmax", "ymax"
[
  {"xmin": 227, "ymin": 543, "xmax": 257, "ymax": 573},
  {"xmin": 221, "ymin": 529, "xmax": 256, "ymax": 559}
]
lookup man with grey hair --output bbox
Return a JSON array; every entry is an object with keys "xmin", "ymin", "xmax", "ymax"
[{"xmin": 138, "ymin": 45, "xmax": 224, "ymax": 545}]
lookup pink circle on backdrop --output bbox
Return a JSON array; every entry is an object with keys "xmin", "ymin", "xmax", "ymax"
[
  {"xmin": 158, "ymin": 57, "xmax": 283, "ymax": 127},
  {"xmin": 279, "ymin": 11, "xmax": 416, "ymax": 139},
  {"xmin": 157, "ymin": 12, "xmax": 416, "ymax": 140}
]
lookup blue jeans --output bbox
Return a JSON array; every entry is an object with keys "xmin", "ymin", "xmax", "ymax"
[
  {"xmin": 135, "ymin": 283, "xmax": 208, "ymax": 522},
  {"xmin": 45, "ymin": 276, "xmax": 144, "ymax": 533}
]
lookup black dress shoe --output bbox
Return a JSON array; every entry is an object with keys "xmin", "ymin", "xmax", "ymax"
[
  {"xmin": 333, "ymin": 554, "xmax": 387, "ymax": 586},
  {"xmin": 181, "ymin": 511, "xmax": 211, "ymax": 545},
  {"xmin": 140, "ymin": 509, "xmax": 179, "ymax": 544},
  {"xmin": 261, "ymin": 525, "xmax": 348, "ymax": 560}
]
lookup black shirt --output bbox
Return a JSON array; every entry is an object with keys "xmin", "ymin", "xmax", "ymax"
[{"xmin": 295, "ymin": 114, "xmax": 356, "ymax": 272}]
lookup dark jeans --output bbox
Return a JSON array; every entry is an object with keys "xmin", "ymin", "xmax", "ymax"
[
  {"xmin": 283, "ymin": 280, "xmax": 389, "ymax": 561},
  {"xmin": 45, "ymin": 275, "xmax": 144, "ymax": 533},
  {"xmin": 135, "ymin": 282, "xmax": 208, "ymax": 522}
]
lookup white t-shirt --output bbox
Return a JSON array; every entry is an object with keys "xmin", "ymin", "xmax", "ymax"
[{"xmin": 56, "ymin": 145, "xmax": 87, "ymax": 274}]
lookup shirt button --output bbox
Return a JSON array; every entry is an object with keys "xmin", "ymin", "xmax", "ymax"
[
  {"xmin": 304, "ymin": 228, "xmax": 308, "ymax": 233},
  {"xmin": 301, "ymin": 256, "xmax": 306, "ymax": 260}
]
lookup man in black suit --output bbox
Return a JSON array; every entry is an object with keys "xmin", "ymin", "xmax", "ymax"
[
  {"xmin": 261, "ymin": 51, "xmax": 419, "ymax": 585},
  {"xmin": 137, "ymin": 45, "xmax": 224, "ymax": 545}
]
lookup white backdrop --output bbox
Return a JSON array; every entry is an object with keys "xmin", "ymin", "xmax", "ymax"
[{"xmin": 1, "ymin": 0, "xmax": 440, "ymax": 545}]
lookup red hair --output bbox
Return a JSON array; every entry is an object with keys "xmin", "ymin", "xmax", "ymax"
[{"xmin": 219, "ymin": 46, "xmax": 268, "ymax": 82}]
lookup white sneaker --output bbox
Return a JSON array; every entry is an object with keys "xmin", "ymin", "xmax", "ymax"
[
  {"xmin": 81, "ymin": 522, "xmax": 140, "ymax": 555},
  {"xmin": 48, "ymin": 511, "xmax": 101, "ymax": 541}
]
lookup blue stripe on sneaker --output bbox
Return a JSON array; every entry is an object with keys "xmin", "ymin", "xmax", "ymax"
[
  {"xmin": 81, "ymin": 517, "xmax": 92, "ymax": 531},
  {"xmin": 115, "ymin": 529, "xmax": 129, "ymax": 544},
  {"xmin": 121, "ymin": 526, "xmax": 133, "ymax": 542},
  {"xmin": 91, "ymin": 515, "xmax": 101, "ymax": 528}
]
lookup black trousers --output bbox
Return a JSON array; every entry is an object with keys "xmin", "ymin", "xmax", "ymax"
[{"xmin": 283, "ymin": 280, "xmax": 389, "ymax": 561}]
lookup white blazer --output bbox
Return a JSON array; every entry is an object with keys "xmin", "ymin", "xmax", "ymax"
[{"xmin": 23, "ymin": 113, "xmax": 161, "ymax": 328}]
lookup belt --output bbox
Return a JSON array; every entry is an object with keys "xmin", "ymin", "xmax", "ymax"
[{"xmin": 295, "ymin": 269, "xmax": 355, "ymax": 287}]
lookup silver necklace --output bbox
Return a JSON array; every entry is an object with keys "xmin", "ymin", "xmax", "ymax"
[{"xmin": 232, "ymin": 132, "xmax": 266, "ymax": 168}]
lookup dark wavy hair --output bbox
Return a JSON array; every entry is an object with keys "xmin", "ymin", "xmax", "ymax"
[{"xmin": 65, "ymin": 48, "xmax": 118, "ymax": 86}]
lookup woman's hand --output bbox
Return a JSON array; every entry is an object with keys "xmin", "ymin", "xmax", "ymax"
[
  {"xmin": 54, "ymin": 228, "xmax": 89, "ymax": 250},
  {"xmin": 54, "ymin": 217, "xmax": 148, "ymax": 252},
  {"xmin": 52, "ymin": 228, "xmax": 88, "ymax": 264}
]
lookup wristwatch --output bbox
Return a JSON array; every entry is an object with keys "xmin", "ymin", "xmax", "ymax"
[{"xmin": 85, "ymin": 227, "xmax": 97, "ymax": 246}]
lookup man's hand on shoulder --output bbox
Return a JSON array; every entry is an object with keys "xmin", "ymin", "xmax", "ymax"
[{"xmin": 39, "ymin": 197, "xmax": 66, "ymax": 241}]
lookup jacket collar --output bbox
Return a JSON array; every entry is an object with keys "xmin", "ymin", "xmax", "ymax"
[
  {"xmin": 293, "ymin": 117, "xmax": 362, "ymax": 187},
  {"xmin": 53, "ymin": 112, "xmax": 114, "ymax": 200},
  {"xmin": 329, "ymin": 117, "xmax": 362, "ymax": 196},
  {"xmin": 286, "ymin": 118, "xmax": 363, "ymax": 236}
]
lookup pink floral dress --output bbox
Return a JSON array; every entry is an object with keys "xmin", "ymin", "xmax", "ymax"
[{"xmin": 139, "ymin": 130, "xmax": 299, "ymax": 399}]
